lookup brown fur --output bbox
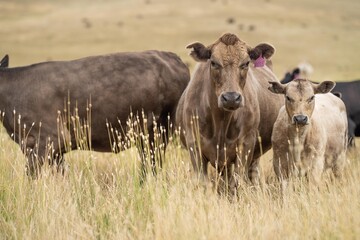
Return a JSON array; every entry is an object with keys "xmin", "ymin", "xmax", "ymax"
[
  {"xmin": 176, "ymin": 33, "xmax": 283, "ymax": 191},
  {"xmin": 219, "ymin": 33, "xmax": 240, "ymax": 46}
]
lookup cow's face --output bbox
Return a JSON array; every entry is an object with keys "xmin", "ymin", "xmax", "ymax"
[
  {"xmin": 187, "ymin": 33, "xmax": 275, "ymax": 111},
  {"xmin": 269, "ymin": 79, "xmax": 335, "ymax": 126}
]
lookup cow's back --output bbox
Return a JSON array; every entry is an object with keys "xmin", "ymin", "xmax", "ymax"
[
  {"xmin": 313, "ymin": 93, "xmax": 348, "ymax": 160},
  {"xmin": 333, "ymin": 80, "xmax": 360, "ymax": 116}
]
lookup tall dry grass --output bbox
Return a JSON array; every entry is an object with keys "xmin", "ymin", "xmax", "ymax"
[{"xmin": 0, "ymin": 110, "xmax": 359, "ymax": 239}]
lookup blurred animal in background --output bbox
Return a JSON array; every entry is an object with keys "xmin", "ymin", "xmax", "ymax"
[
  {"xmin": 280, "ymin": 62, "xmax": 314, "ymax": 84},
  {"xmin": 281, "ymin": 62, "xmax": 359, "ymax": 148}
]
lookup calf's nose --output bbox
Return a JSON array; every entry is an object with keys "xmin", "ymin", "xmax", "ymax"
[
  {"xmin": 220, "ymin": 92, "xmax": 242, "ymax": 110},
  {"xmin": 293, "ymin": 115, "xmax": 308, "ymax": 125}
]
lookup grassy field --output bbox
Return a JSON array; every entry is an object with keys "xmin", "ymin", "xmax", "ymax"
[
  {"xmin": 0, "ymin": 124, "xmax": 359, "ymax": 239},
  {"xmin": 0, "ymin": 0, "xmax": 360, "ymax": 239}
]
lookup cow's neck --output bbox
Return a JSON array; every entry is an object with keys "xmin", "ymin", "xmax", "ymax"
[{"xmin": 287, "ymin": 121, "xmax": 311, "ymax": 168}]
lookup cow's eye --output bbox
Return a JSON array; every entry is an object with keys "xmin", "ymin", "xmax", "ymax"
[
  {"xmin": 240, "ymin": 61, "xmax": 250, "ymax": 69},
  {"xmin": 308, "ymin": 95, "xmax": 315, "ymax": 103},
  {"xmin": 210, "ymin": 60, "xmax": 221, "ymax": 69},
  {"xmin": 286, "ymin": 96, "xmax": 292, "ymax": 102}
]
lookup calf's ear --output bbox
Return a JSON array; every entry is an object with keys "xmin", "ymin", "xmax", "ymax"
[
  {"xmin": 248, "ymin": 43, "xmax": 275, "ymax": 60},
  {"xmin": 268, "ymin": 81, "xmax": 286, "ymax": 94},
  {"xmin": 313, "ymin": 81, "xmax": 336, "ymax": 94},
  {"xmin": 186, "ymin": 42, "xmax": 211, "ymax": 62}
]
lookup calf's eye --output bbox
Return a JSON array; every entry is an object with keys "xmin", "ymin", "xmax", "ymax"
[
  {"xmin": 308, "ymin": 95, "xmax": 315, "ymax": 103},
  {"xmin": 240, "ymin": 61, "xmax": 250, "ymax": 69}
]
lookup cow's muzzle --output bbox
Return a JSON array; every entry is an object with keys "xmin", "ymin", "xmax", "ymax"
[
  {"xmin": 220, "ymin": 92, "xmax": 242, "ymax": 111},
  {"xmin": 293, "ymin": 114, "xmax": 308, "ymax": 125}
]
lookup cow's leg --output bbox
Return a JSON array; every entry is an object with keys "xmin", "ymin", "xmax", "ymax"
[
  {"xmin": 23, "ymin": 134, "xmax": 43, "ymax": 177},
  {"xmin": 25, "ymin": 132, "xmax": 69, "ymax": 177},
  {"xmin": 273, "ymin": 152, "xmax": 291, "ymax": 198},
  {"xmin": 332, "ymin": 151, "xmax": 346, "ymax": 179},
  {"xmin": 25, "ymin": 148, "xmax": 43, "ymax": 177},
  {"xmin": 248, "ymin": 156, "xmax": 261, "ymax": 186},
  {"xmin": 137, "ymin": 136, "xmax": 152, "ymax": 182},
  {"xmin": 137, "ymin": 115, "xmax": 168, "ymax": 180},
  {"xmin": 239, "ymin": 132, "xmax": 258, "ymax": 185},
  {"xmin": 52, "ymin": 151, "xmax": 67, "ymax": 175},
  {"xmin": 348, "ymin": 118, "xmax": 356, "ymax": 148},
  {"xmin": 217, "ymin": 163, "xmax": 238, "ymax": 196},
  {"xmin": 187, "ymin": 142, "xmax": 205, "ymax": 176},
  {"xmin": 273, "ymin": 151, "xmax": 291, "ymax": 181},
  {"xmin": 201, "ymin": 156, "xmax": 208, "ymax": 177},
  {"xmin": 308, "ymin": 156, "xmax": 324, "ymax": 185},
  {"xmin": 157, "ymin": 110, "xmax": 175, "ymax": 170}
]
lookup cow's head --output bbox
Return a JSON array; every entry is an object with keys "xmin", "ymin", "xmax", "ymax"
[
  {"xmin": 269, "ymin": 79, "xmax": 335, "ymax": 126},
  {"xmin": 187, "ymin": 33, "xmax": 275, "ymax": 111}
]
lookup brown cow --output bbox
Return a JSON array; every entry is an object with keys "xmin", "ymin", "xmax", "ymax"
[
  {"xmin": 269, "ymin": 79, "xmax": 347, "ymax": 185},
  {"xmin": 0, "ymin": 50, "xmax": 190, "ymax": 176},
  {"xmin": 176, "ymin": 33, "xmax": 283, "ymax": 191}
]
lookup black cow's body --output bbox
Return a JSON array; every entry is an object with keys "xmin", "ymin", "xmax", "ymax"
[
  {"xmin": 0, "ymin": 51, "xmax": 190, "ymax": 175},
  {"xmin": 281, "ymin": 68, "xmax": 360, "ymax": 146},
  {"xmin": 333, "ymin": 80, "xmax": 360, "ymax": 145}
]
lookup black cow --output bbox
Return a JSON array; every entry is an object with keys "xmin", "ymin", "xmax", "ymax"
[
  {"xmin": 332, "ymin": 80, "xmax": 360, "ymax": 146},
  {"xmin": 0, "ymin": 51, "xmax": 190, "ymax": 176},
  {"xmin": 281, "ymin": 68, "xmax": 360, "ymax": 147}
]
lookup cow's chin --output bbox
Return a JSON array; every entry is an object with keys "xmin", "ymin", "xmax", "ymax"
[
  {"xmin": 221, "ymin": 105, "xmax": 241, "ymax": 112},
  {"xmin": 218, "ymin": 103, "xmax": 243, "ymax": 112},
  {"xmin": 291, "ymin": 120, "xmax": 309, "ymax": 127},
  {"xmin": 218, "ymin": 101, "xmax": 244, "ymax": 112}
]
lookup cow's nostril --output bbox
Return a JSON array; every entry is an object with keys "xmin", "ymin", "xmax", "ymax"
[
  {"xmin": 221, "ymin": 92, "xmax": 241, "ymax": 103},
  {"xmin": 293, "ymin": 115, "xmax": 308, "ymax": 125},
  {"xmin": 220, "ymin": 92, "xmax": 242, "ymax": 110},
  {"xmin": 221, "ymin": 94, "xmax": 228, "ymax": 102}
]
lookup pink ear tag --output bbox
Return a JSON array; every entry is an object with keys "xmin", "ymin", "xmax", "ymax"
[
  {"xmin": 293, "ymin": 73, "xmax": 300, "ymax": 80},
  {"xmin": 254, "ymin": 55, "xmax": 266, "ymax": 68}
]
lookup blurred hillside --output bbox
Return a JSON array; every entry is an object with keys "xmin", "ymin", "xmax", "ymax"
[{"xmin": 0, "ymin": 0, "xmax": 359, "ymax": 80}]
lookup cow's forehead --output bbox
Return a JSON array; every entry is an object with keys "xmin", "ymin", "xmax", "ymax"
[
  {"xmin": 211, "ymin": 41, "xmax": 249, "ymax": 65},
  {"xmin": 287, "ymin": 80, "xmax": 314, "ymax": 98}
]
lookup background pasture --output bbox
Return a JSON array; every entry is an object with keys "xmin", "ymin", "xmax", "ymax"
[{"xmin": 0, "ymin": 0, "xmax": 359, "ymax": 239}]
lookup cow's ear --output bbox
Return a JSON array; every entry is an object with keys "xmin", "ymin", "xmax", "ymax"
[
  {"xmin": 248, "ymin": 43, "xmax": 275, "ymax": 60},
  {"xmin": 313, "ymin": 81, "xmax": 335, "ymax": 94},
  {"xmin": 268, "ymin": 81, "xmax": 286, "ymax": 94},
  {"xmin": 186, "ymin": 42, "xmax": 211, "ymax": 62},
  {"xmin": 0, "ymin": 54, "xmax": 9, "ymax": 68}
]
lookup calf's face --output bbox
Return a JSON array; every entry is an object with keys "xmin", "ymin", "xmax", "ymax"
[
  {"xmin": 269, "ymin": 79, "xmax": 335, "ymax": 126},
  {"xmin": 187, "ymin": 33, "xmax": 275, "ymax": 111}
]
